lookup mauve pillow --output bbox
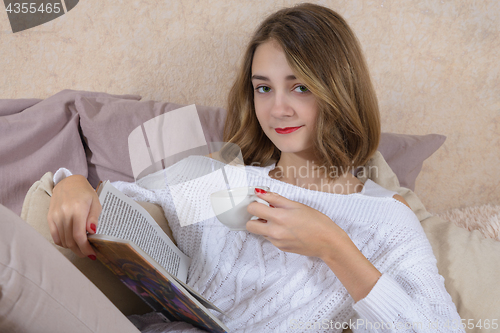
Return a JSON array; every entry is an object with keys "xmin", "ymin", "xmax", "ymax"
[
  {"xmin": 0, "ymin": 91, "xmax": 87, "ymax": 216},
  {"xmin": 0, "ymin": 90, "xmax": 141, "ymax": 216},
  {"xmin": 75, "ymin": 93, "xmax": 444, "ymax": 191},
  {"xmin": 0, "ymin": 98, "xmax": 42, "ymax": 116},
  {"xmin": 75, "ymin": 95, "xmax": 226, "ymax": 188},
  {"xmin": 378, "ymin": 132, "xmax": 446, "ymax": 191}
]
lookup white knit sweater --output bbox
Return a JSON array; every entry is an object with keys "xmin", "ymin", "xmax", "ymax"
[{"xmin": 56, "ymin": 156, "xmax": 464, "ymax": 333}]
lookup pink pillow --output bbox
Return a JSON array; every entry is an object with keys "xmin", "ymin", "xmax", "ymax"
[
  {"xmin": 0, "ymin": 98, "xmax": 42, "ymax": 116},
  {"xmin": 0, "ymin": 91, "xmax": 88, "ymax": 215},
  {"xmin": 0, "ymin": 90, "xmax": 140, "ymax": 215},
  {"xmin": 75, "ymin": 94, "xmax": 226, "ymax": 188},
  {"xmin": 379, "ymin": 132, "xmax": 446, "ymax": 190}
]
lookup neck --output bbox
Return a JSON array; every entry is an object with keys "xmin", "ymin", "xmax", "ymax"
[
  {"xmin": 270, "ymin": 152, "xmax": 363, "ymax": 195},
  {"xmin": 275, "ymin": 152, "xmax": 324, "ymax": 179}
]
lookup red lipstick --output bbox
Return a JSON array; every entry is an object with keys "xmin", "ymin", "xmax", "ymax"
[{"xmin": 275, "ymin": 126, "xmax": 302, "ymax": 134}]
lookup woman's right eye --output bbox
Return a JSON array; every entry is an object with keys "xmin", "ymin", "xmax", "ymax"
[{"xmin": 256, "ymin": 86, "xmax": 271, "ymax": 93}]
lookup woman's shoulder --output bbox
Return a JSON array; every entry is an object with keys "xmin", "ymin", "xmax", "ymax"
[
  {"xmin": 362, "ymin": 180, "xmax": 410, "ymax": 207},
  {"xmin": 361, "ymin": 179, "xmax": 397, "ymax": 198}
]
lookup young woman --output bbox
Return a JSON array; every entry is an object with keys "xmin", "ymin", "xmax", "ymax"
[{"xmin": 47, "ymin": 3, "xmax": 463, "ymax": 332}]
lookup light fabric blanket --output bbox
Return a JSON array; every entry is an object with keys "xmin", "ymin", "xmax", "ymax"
[{"xmin": 438, "ymin": 204, "xmax": 500, "ymax": 241}]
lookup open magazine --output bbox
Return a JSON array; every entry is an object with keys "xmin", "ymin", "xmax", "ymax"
[{"xmin": 88, "ymin": 181, "xmax": 228, "ymax": 333}]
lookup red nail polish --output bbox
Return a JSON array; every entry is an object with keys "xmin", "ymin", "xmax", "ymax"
[
  {"xmin": 88, "ymin": 255, "xmax": 96, "ymax": 261},
  {"xmin": 255, "ymin": 188, "xmax": 267, "ymax": 194},
  {"xmin": 90, "ymin": 223, "xmax": 96, "ymax": 233}
]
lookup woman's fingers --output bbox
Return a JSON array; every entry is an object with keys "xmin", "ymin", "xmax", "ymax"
[
  {"xmin": 246, "ymin": 191, "xmax": 285, "ymax": 235},
  {"xmin": 254, "ymin": 189, "xmax": 288, "ymax": 208},
  {"xmin": 47, "ymin": 174, "xmax": 100, "ymax": 259},
  {"xmin": 246, "ymin": 218, "xmax": 271, "ymax": 236},
  {"xmin": 247, "ymin": 189, "xmax": 343, "ymax": 257},
  {"xmin": 71, "ymin": 202, "xmax": 94, "ymax": 257},
  {"xmin": 247, "ymin": 190, "xmax": 289, "ymax": 222},
  {"xmin": 47, "ymin": 218, "xmax": 62, "ymax": 246},
  {"xmin": 73, "ymin": 217, "xmax": 93, "ymax": 258},
  {"xmin": 47, "ymin": 201, "xmax": 65, "ymax": 247},
  {"xmin": 81, "ymin": 197, "xmax": 102, "ymax": 257},
  {"xmin": 86, "ymin": 196, "xmax": 101, "ymax": 234}
]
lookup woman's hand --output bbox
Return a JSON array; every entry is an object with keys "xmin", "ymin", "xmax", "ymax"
[
  {"xmin": 246, "ymin": 189, "xmax": 382, "ymax": 302},
  {"xmin": 246, "ymin": 189, "xmax": 348, "ymax": 259},
  {"xmin": 47, "ymin": 175, "xmax": 101, "ymax": 259}
]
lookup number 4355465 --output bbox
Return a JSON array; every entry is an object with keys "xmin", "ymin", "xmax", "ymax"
[
  {"xmin": 447, "ymin": 319, "xmax": 498, "ymax": 330},
  {"xmin": 6, "ymin": 2, "xmax": 62, "ymax": 14}
]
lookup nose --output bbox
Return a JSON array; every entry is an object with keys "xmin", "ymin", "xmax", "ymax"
[{"xmin": 270, "ymin": 91, "xmax": 294, "ymax": 118}]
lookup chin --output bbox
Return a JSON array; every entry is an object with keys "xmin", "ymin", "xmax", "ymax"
[
  {"xmin": 267, "ymin": 133, "xmax": 313, "ymax": 155},
  {"xmin": 273, "ymin": 143, "xmax": 310, "ymax": 155}
]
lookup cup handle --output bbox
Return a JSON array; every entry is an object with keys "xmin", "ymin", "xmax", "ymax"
[{"xmin": 250, "ymin": 198, "xmax": 270, "ymax": 220}]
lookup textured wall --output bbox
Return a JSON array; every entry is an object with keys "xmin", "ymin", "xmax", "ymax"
[{"xmin": 1, "ymin": 0, "xmax": 499, "ymax": 213}]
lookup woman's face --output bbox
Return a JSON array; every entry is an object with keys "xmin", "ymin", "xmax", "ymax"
[{"xmin": 251, "ymin": 40, "xmax": 318, "ymax": 156}]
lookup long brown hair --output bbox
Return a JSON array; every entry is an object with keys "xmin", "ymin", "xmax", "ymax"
[{"xmin": 224, "ymin": 3, "xmax": 380, "ymax": 177}]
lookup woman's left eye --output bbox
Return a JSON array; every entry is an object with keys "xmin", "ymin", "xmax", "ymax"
[{"xmin": 294, "ymin": 85, "xmax": 309, "ymax": 93}]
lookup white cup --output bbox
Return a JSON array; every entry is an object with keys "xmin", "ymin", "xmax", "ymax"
[{"xmin": 210, "ymin": 186, "xmax": 270, "ymax": 231}]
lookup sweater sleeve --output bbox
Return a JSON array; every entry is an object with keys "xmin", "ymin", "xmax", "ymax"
[
  {"xmin": 351, "ymin": 210, "xmax": 465, "ymax": 333},
  {"xmin": 53, "ymin": 167, "xmax": 75, "ymax": 186}
]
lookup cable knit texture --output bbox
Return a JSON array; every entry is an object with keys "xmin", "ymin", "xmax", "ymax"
[{"xmin": 56, "ymin": 156, "xmax": 464, "ymax": 332}]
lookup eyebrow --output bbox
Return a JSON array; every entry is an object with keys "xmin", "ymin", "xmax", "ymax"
[{"xmin": 251, "ymin": 74, "xmax": 297, "ymax": 81}]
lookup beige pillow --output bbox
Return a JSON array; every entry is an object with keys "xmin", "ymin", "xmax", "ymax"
[
  {"xmin": 21, "ymin": 172, "xmax": 168, "ymax": 316},
  {"xmin": 358, "ymin": 151, "xmax": 500, "ymax": 333},
  {"xmin": 421, "ymin": 215, "xmax": 500, "ymax": 330}
]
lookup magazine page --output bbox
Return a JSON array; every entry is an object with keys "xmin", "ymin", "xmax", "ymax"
[
  {"xmin": 88, "ymin": 236, "xmax": 228, "ymax": 332},
  {"xmin": 96, "ymin": 181, "xmax": 190, "ymax": 282}
]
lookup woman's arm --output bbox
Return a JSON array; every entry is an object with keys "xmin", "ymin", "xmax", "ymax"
[
  {"xmin": 350, "ymin": 228, "xmax": 465, "ymax": 332},
  {"xmin": 246, "ymin": 190, "xmax": 381, "ymax": 301},
  {"xmin": 320, "ymin": 232, "xmax": 382, "ymax": 302},
  {"xmin": 247, "ymin": 190, "xmax": 464, "ymax": 332}
]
